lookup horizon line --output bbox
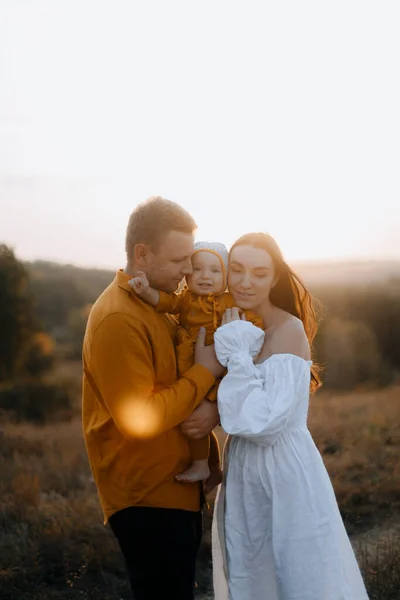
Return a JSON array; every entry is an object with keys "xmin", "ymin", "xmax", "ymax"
[{"xmin": 20, "ymin": 254, "xmax": 400, "ymax": 272}]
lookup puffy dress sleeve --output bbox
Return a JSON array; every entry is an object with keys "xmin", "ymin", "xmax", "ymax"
[{"xmin": 214, "ymin": 320, "xmax": 311, "ymax": 447}]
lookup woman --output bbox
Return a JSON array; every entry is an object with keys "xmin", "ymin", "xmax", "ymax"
[{"xmin": 212, "ymin": 233, "xmax": 368, "ymax": 599}]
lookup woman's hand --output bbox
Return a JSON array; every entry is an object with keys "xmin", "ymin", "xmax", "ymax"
[{"xmin": 221, "ymin": 307, "xmax": 247, "ymax": 326}]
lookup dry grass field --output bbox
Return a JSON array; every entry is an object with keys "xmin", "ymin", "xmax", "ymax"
[{"xmin": 1, "ymin": 383, "xmax": 399, "ymax": 599}]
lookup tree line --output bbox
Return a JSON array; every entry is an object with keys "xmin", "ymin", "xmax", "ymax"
[{"xmin": 1, "ymin": 244, "xmax": 399, "ymax": 422}]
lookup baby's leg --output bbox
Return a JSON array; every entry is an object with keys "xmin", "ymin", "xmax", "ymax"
[
  {"xmin": 175, "ymin": 437, "xmax": 210, "ymax": 483},
  {"xmin": 205, "ymin": 431, "xmax": 223, "ymax": 493},
  {"xmin": 205, "ymin": 382, "xmax": 219, "ymax": 402},
  {"xmin": 175, "ymin": 326, "xmax": 195, "ymax": 375}
]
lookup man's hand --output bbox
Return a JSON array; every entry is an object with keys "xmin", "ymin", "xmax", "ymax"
[
  {"xmin": 194, "ymin": 328, "xmax": 224, "ymax": 379},
  {"xmin": 180, "ymin": 400, "xmax": 220, "ymax": 439}
]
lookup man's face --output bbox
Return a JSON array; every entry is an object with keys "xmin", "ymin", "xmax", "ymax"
[{"xmin": 145, "ymin": 230, "xmax": 194, "ymax": 293}]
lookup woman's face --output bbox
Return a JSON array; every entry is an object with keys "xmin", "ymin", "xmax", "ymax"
[{"xmin": 228, "ymin": 244, "xmax": 277, "ymax": 311}]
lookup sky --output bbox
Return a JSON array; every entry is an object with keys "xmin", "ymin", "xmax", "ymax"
[{"xmin": 0, "ymin": 1, "xmax": 399, "ymax": 269}]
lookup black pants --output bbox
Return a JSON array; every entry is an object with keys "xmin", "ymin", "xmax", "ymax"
[{"xmin": 109, "ymin": 506, "xmax": 202, "ymax": 600}]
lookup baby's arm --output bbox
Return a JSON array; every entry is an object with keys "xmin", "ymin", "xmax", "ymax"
[
  {"xmin": 128, "ymin": 271, "xmax": 160, "ymax": 306},
  {"xmin": 129, "ymin": 272, "xmax": 185, "ymax": 314}
]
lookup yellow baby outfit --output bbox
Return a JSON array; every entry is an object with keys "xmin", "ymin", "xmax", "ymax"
[{"xmin": 156, "ymin": 242, "xmax": 264, "ymax": 461}]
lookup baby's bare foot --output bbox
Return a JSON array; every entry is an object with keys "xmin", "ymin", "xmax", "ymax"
[{"xmin": 175, "ymin": 461, "xmax": 210, "ymax": 483}]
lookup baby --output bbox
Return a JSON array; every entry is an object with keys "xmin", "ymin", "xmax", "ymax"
[{"xmin": 129, "ymin": 241, "xmax": 263, "ymax": 483}]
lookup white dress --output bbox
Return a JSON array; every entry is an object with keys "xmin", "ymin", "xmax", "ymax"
[{"xmin": 211, "ymin": 320, "xmax": 369, "ymax": 600}]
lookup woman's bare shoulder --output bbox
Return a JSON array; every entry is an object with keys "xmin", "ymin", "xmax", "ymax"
[{"xmin": 268, "ymin": 313, "xmax": 310, "ymax": 360}]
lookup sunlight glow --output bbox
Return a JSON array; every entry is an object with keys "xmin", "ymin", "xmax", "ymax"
[
  {"xmin": 0, "ymin": 2, "xmax": 399, "ymax": 267},
  {"xmin": 118, "ymin": 396, "xmax": 163, "ymax": 439}
]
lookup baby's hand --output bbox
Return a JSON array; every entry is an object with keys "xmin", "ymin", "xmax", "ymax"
[
  {"xmin": 128, "ymin": 271, "xmax": 150, "ymax": 296},
  {"xmin": 128, "ymin": 271, "xmax": 160, "ymax": 306}
]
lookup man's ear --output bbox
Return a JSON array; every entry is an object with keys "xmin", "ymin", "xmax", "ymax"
[{"xmin": 134, "ymin": 244, "xmax": 149, "ymax": 267}]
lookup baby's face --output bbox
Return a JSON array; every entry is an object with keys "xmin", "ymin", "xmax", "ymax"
[{"xmin": 186, "ymin": 251, "xmax": 225, "ymax": 295}]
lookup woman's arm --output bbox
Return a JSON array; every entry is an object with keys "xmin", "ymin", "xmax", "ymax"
[{"xmin": 215, "ymin": 319, "xmax": 311, "ymax": 446}]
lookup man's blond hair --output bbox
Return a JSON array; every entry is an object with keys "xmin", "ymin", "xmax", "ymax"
[{"xmin": 125, "ymin": 196, "xmax": 197, "ymax": 261}]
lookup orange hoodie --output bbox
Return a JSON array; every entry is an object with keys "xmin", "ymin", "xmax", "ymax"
[
  {"xmin": 157, "ymin": 287, "xmax": 264, "ymax": 345},
  {"xmin": 82, "ymin": 270, "xmax": 216, "ymax": 523}
]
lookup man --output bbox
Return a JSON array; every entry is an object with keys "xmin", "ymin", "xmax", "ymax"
[{"xmin": 82, "ymin": 196, "xmax": 223, "ymax": 599}]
